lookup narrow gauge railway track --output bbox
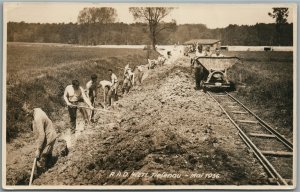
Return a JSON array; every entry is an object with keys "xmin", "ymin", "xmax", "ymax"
[{"xmin": 207, "ymin": 91, "xmax": 293, "ymax": 185}]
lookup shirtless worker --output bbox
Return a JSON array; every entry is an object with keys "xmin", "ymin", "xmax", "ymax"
[
  {"xmin": 22, "ymin": 102, "xmax": 57, "ymax": 172},
  {"xmin": 86, "ymin": 74, "xmax": 98, "ymax": 122},
  {"xmin": 107, "ymin": 69, "xmax": 119, "ymax": 106},
  {"xmin": 122, "ymin": 65, "xmax": 134, "ymax": 94},
  {"xmin": 64, "ymin": 79, "xmax": 94, "ymax": 133},
  {"xmin": 99, "ymin": 80, "xmax": 112, "ymax": 106}
]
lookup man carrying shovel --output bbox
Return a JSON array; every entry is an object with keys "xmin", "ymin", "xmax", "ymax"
[
  {"xmin": 64, "ymin": 79, "xmax": 94, "ymax": 133},
  {"xmin": 22, "ymin": 102, "xmax": 58, "ymax": 176}
]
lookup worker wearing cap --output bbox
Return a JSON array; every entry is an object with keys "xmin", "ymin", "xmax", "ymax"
[
  {"xmin": 107, "ymin": 69, "xmax": 119, "ymax": 106},
  {"xmin": 63, "ymin": 80, "xmax": 94, "ymax": 133},
  {"xmin": 86, "ymin": 74, "xmax": 98, "ymax": 122},
  {"xmin": 22, "ymin": 102, "xmax": 57, "ymax": 172}
]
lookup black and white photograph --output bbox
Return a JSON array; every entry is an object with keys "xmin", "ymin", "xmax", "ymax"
[{"xmin": 2, "ymin": 2, "xmax": 297, "ymax": 190}]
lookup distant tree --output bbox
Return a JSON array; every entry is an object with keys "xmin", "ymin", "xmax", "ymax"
[
  {"xmin": 129, "ymin": 7, "xmax": 175, "ymax": 50},
  {"xmin": 77, "ymin": 7, "xmax": 118, "ymax": 24},
  {"xmin": 268, "ymin": 8, "xmax": 289, "ymax": 24},
  {"xmin": 268, "ymin": 8, "xmax": 289, "ymax": 45}
]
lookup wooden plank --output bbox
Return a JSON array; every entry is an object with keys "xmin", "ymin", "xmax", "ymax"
[
  {"xmin": 224, "ymin": 102, "xmax": 236, "ymax": 104},
  {"xmin": 231, "ymin": 111, "xmax": 248, "ymax": 114},
  {"xmin": 238, "ymin": 120, "xmax": 258, "ymax": 124},
  {"xmin": 268, "ymin": 178, "xmax": 293, "ymax": 185},
  {"xmin": 249, "ymin": 133, "xmax": 276, "ymax": 138},
  {"xmin": 261, "ymin": 150, "xmax": 293, "ymax": 157}
]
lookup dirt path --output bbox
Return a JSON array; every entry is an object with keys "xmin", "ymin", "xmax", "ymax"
[{"xmin": 7, "ymin": 56, "xmax": 268, "ymax": 186}]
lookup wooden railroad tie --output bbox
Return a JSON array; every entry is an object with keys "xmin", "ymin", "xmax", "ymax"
[
  {"xmin": 237, "ymin": 120, "xmax": 258, "ymax": 124},
  {"xmin": 268, "ymin": 178, "xmax": 293, "ymax": 185},
  {"xmin": 231, "ymin": 111, "xmax": 248, "ymax": 114},
  {"xmin": 248, "ymin": 133, "xmax": 276, "ymax": 138},
  {"xmin": 261, "ymin": 150, "xmax": 293, "ymax": 157},
  {"xmin": 224, "ymin": 102, "xmax": 236, "ymax": 104},
  {"xmin": 227, "ymin": 105, "xmax": 239, "ymax": 108}
]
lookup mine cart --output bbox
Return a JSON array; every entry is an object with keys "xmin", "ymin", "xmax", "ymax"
[{"xmin": 193, "ymin": 56, "xmax": 240, "ymax": 90}]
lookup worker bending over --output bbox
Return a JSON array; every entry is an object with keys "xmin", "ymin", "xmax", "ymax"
[{"xmin": 22, "ymin": 102, "xmax": 57, "ymax": 172}]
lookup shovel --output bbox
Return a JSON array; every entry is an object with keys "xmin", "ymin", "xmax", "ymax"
[
  {"xmin": 70, "ymin": 104, "xmax": 115, "ymax": 113},
  {"xmin": 29, "ymin": 158, "xmax": 37, "ymax": 185}
]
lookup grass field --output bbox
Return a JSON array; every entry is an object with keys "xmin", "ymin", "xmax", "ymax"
[
  {"xmin": 226, "ymin": 51, "xmax": 293, "ymax": 139},
  {"xmin": 6, "ymin": 43, "xmax": 159, "ymax": 140}
]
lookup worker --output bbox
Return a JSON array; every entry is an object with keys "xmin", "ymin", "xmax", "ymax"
[
  {"xmin": 63, "ymin": 79, "xmax": 94, "ymax": 133},
  {"xmin": 157, "ymin": 55, "xmax": 166, "ymax": 66},
  {"xmin": 22, "ymin": 102, "xmax": 57, "ymax": 172},
  {"xmin": 204, "ymin": 46, "xmax": 212, "ymax": 57},
  {"xmin": 86, "ymin": 74, "xmax": 98, "ymax": 122},
  {"xmin": 122, "ymin": 64, "xmax": 134, "ymax": 94},
  {"xmin": 107, "ymin": 69, "xmax": 119, "ymax": 106},
  {"xmin": 133, "ymin": 65, "xmax": 144, "ymax": 85},
  {"xmin": 195, "ymin": 44, "xmax": 204, "ymax": 57},
  {"xmin": 99, "ymin": 80, "xmax": 112, "ymax": 106},
  {"xmin": 191, "ymin": 46, "xmax": 207, "ymax": 90},
  {"xmin": 211, "ymin": 48, "xmax": 225, "ymax": 57}
]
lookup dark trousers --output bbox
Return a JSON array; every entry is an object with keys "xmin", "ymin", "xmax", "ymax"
[
  {"xmin": 68, "ymin": 106, "xmax": 77, "ymax": 130},
  {"xmin": 195, "ymin": 67, "xmax": 202, "ymax": 89},
  {"xmin": 89, "ymin": 95, "xmax": 95, "ymax": 120}
]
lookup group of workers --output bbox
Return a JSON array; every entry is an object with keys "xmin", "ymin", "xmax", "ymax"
[
  {"xmin": 63, "ymin": 68, "xmax": 129, "ymax": 134},
  {"xmin": 21, "ymin": 46, "xmax": 208, "ymax": 175},
  {"xmin": 22, "ymin": 63, "xmax": 148, "ymax": 173}
]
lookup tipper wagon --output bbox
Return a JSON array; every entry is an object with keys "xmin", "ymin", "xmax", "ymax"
[{"xmin": 192, "ymin": 56, "xmax": 240, "ymax": 90}]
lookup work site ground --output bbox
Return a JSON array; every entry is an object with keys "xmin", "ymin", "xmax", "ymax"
[{"xmin": 6, "ymin": 56, "xmax": 269, "ymax": 185}]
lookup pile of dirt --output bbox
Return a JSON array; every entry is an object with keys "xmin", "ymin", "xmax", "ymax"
[{"xmin": 30, "ymin": 57, "xmax": 267, "ymax": 185}]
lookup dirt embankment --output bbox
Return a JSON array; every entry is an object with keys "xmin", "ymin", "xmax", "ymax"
[{"xmin": 7, "ymin": 56, "xmax": 268, "ymax": 186}]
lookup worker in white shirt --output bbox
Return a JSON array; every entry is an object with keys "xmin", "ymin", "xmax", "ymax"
[
  {"xmin": 107, "ymin": 69, "xmax": 119, "ymax": 106},
  {"xmin": 63, "ymin": 80, "xmax": 94, "ymax": 133}
]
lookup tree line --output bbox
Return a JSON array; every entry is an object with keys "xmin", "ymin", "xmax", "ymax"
[{"xmin": 7, "ymin": 21, "xmax": 293, "ymax": 46}]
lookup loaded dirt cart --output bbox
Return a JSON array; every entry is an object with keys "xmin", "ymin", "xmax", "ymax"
[{"xmin": 193, "ymin": 56, "xmax": 240, "ymax": 90}]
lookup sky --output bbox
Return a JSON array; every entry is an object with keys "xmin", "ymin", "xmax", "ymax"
[{"xmin": 4, "ymin": 3, "xmax": 295, "ymax": 29}]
